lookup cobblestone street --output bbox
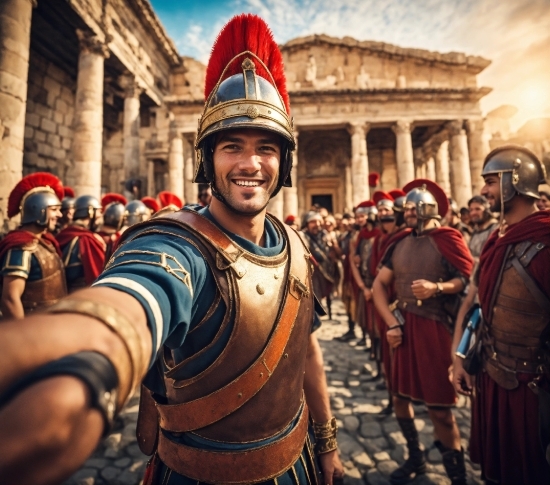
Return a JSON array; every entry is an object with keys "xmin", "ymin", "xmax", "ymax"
[{"xmin": 65, "ymin": 299, "xmax": 482, "ymax": 485}]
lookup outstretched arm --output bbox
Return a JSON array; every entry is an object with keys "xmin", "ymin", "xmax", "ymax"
[
  {"xmin": 303, "ymin": 333, "xmax": 344, "ymax": 485},
  {"xmin": 0, "ymin": 286, "xmax": 151, "ymax": 485}
]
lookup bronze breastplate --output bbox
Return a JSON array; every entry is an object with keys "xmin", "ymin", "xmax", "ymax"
[
  {"xmin": 483, "ymin": 250, "xmax": 549, "ymax": 389},
  {"xmin": 392, "ymin": 234, "xmax": 451, "ymax": 322},
  {"xmin": 22, "ymin": 241, "xmax": 67, "ymax": 312},
  {"xmin": 159, "ymin": 212, "xmax": 313, "ymax": 443}
]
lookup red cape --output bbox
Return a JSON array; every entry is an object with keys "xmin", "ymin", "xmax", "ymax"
[
  {"xmin": 0, "ymin": 230, "xmax": 61, "ymax": 261},
  {"xmin": 478, "ymin": 211, "xmax": 550, "ymax": 311},
  {"xmin": 359, "ymin": 227, "xmax": 380, "ymax": 242},
  {"xmin": 429, "ymin": 226, "xmax": 474, "ymax": 278},
  {"xmin": 56, "ymin": 226, "xmax": 106, "ymax": 285}
]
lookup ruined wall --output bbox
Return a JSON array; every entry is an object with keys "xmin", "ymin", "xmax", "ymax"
[{"xmin": 23, "ymin": 49, "xmax": 75, "ymax": 179}]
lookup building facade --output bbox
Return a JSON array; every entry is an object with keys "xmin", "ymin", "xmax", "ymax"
[{"xmin": 0, "ymin": 0, "xmax": 513, "ymax": 230}]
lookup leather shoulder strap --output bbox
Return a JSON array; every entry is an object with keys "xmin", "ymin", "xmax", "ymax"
[{"xmin": 156, "ymin": 218, "xmax": 311, "ymax": 433}]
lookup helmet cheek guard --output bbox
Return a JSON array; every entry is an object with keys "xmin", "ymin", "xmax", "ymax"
[{"xmin": 21, "ymin": 191, "xmax": 62, "ymax": 227}]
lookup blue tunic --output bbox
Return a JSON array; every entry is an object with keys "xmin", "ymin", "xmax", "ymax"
[
  {"xmin": 1, "ymin": 248, "xmax": 42, "ymax": 281},
  {"xmin": 94, "ymin": 207, "xmax": 318, "ymax": 484}
]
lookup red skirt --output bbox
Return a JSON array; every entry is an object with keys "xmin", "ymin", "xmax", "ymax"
[
  {"xmin": 391, "ymin": 312, "xmax": 456, "ymax": 407},
  {"xmin": 470, "ymin": 371, "xmax": 550, "ymax": 485}
]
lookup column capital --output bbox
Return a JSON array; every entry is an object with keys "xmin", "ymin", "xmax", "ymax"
[
  {"xmin": 119, "ymin": 74, "xmax": 142, "ymax": 99},
  {"xmin": 392, "ymin": 119, "xmax": 412, "ymax": 135},
  {"xmin": 445, "ymin": 120, "xmax": 465, "ymax": 136},
  {"xmin": 346, "ymin": 121, "xmax": 370, "ymax": 136},
  {"xmin": 464, "ymin": 118, "xmax": 485, "ymax": 134},
  {"xmin": 76, "ymin": 29, "xmax": 110, "ymax": 58}
]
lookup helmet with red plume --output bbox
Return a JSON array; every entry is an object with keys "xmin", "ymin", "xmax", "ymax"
[
  {"xmin": 141, "ymin": 196, "xmax": 160, "ymax": 214},
  {"xmin": 368, "ymin": 173, "xmax": 380, "ymax": 188},
  {"xmin": 158, "ymin": 191, "xmax": 183, "ymax": 210},
  {"xmin": 402, "ymin": 179, "xmax": 449, "ymax": 227},
  {"xmin": 355, "ymin": 200, "xmax": 377, "ymax": 222},
  {"xmin": 194, "ymin": 14, "xmax": 294, "ymax": 201},
  {"xmin": 101, "ymin": 193, "xmax": 128, "ymax": 211},
  {"xmin": 8, "ymin": 172, "xmax": 63, "ymax": 226},
  {"xmin": 373, "ymin": 191, "xmax": 394, "ymax": 209},
  {"xmin": 389, "ymin": 189, "xmax": 407, "ymax": 213}
]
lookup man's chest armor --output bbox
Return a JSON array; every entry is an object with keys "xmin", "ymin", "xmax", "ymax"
[
  {"xmin": 156, "ymin": 212, "xmax": 314, "ymax": 444},
  {"xmin": 483, "ymin": 242, "xmax": 550, "ymax": 389},
  {"xmin": 359, "ymin": 237, "xmax": 374, "ymax": 285},
  {"xmin": 22, "ymin": 240, "xmax": 67, "ymax": 312},
  {"xmin": 392, "ymin": 234, "xmax": 451, "ymax": 322}
]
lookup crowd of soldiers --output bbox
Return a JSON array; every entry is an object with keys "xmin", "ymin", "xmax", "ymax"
[
  {"xmin": 0, "ymin": 12, "xmax": 549, "ymax": 485},
  {"xmin": 288, "ymin": 149, "xmax": 550, "ymax": 485},
  {"xmin": 0, "ymin": 179, "xmax": 212, "ymax": 319}
]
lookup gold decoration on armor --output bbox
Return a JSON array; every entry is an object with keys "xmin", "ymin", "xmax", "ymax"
[
  {"xmin": 44, "ymin": 299, "xmax": 149, "ymax": 411},
  {"xmin": 313, "ymin": 416, "xmax": 338, "ymax": 454}
]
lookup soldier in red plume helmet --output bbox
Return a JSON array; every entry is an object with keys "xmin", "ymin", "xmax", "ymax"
[
  {"xmin": 0, "ymin": 173, "xmax": 67, "ymax": 319},
  {"xmin": 0, "ymin": 14, "xmax": 343, "ymax": 485},
  {"xmin": 373, "ymin": 179, "xmax": 474, "ymax": 485}
]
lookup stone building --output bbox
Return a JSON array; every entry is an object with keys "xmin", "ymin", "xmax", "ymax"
[{"xmin": 1, "ymin": 0, "xmax": 495, "ymax": 230}]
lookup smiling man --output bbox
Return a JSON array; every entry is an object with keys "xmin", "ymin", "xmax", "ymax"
[{"xmin": 0, "ymin": 14, "xmax": 342, "ymax": 485}]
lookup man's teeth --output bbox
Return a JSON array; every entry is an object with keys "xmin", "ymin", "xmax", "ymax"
[{"xmin": 235, "ymin": 180, "xmax": 260, "ymax": 187}]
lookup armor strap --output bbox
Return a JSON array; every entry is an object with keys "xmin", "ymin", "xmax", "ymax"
[
  {"xmin": 156, "ymin": 210, "xmax": 309, "ymax": 432},
  {"xmin": 157, "ymin": 401, "xmax": 309, "ymax": 484},
  {"xmin": 510, "ymin": 247, "xmax": 550, "ymax": 314}
]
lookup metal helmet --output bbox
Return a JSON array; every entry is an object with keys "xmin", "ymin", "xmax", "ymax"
[
  {"xmin": 103, "ymin": 202, "xmax": 125, "ymax": 230},
  {"xmin": 21, "ymin": 191, "xmax": 62, "ymax": 226},
  {"xmin": 482, "ymin": 145, "xmax": 547, "ymax": 202},
  {"xmin": 124, "ymin": 200, "xmax": 149, "ymax": 227},
  {"xmin": 402, "ymin": 179, "xmax": 449, "ymax": 232},
  {"xmin": 448, "ymin": 198, "xmax": 459, "ymax": 215},
  {"xmin": 355, "ymin": 202, "xmax": 378, "ymax": 224},
  {"xmin": 61, "ymin": 197, "xmax": 75, "ymax": 212},
  {"xmin": 194, "ymin": 15, "xmax": 295, "ymax": 199},
  {"xmin": 393, "ymin": 196, "xmax": 406, "ymax": 212},
  {"xmin": 73, "ymin": 195, "xmax": 102, "ymax": 220}
]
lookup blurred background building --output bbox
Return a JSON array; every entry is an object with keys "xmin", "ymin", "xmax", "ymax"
[{"xmin": 1, "ymin": 0, "xmax": 548, "ymax": 229}]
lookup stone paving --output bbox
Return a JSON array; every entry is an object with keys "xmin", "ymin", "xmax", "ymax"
[{"xmin": 65, "ymin": 299, "xmax": 482, "ymax": 485}]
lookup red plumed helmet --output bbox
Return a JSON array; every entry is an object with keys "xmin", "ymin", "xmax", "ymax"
[
  {"xmin": 204, "ymin": 14, "xmax": 289, "ymax": 113},
  {"xmin": 368, "ymin": 173, "xmax": 380, "ymax": 187},
  {"xmin": 356, "ymin": 200, "xmax": 375, "ymax": 208},
  {"xmin": 101, "ymin": 193, "xmax": 127, "ymax": 210},
  {"xmin": 8, "ymin": 172, "xmax": 64, "ymax": 218},
  {"xmin": 158, "ymin": 191, "xmax": 183, "ymax": 209},
  {"xmin": 373, "ymin": 191, "xmax": 394, "ymax": 205},
  {"xmin": 389, "ymin": 189, "xmax": 406, "ymax": 200},
  {"xmin": 402, "ymin": 179, "xmax": 449, "ymax": 218},
  {"xmin": 63, "ymin": 187, "xmax": 75, "ymax": 198},
  {"xmin": 284, "ymin": 215, "xmax": 296, "ymax": 225},
  {"xmin": 141, "ymin": 196, "xmax": 160, "ymax": 214}
]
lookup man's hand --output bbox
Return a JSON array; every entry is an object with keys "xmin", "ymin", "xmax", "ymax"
[
  {"xmin": 363, "ymin": 287, "xmax": 372, "ymax": 301},
  {"xmin": 451, "ymin": 357, "xmax": 473, "ymax": 396},
  {"xmin": 387, "ymin": 326, "xmax": 403, "ymax": 349},
  {"xmin": 319, "ymin": 450, "xmax": 344, "ymax": 485},
  {"xmin": 411, "ymin": 279, "xmax": 437, "ymax": 300}
]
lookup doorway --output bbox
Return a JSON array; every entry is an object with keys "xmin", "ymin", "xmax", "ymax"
[{"xmin": 311, "ymin": 194, "xmax": 333, "ymax": 213}]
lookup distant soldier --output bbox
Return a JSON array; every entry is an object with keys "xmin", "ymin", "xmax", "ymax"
[
  {"xmin": 374, "ymin": 180, "xmax": 473, "ymax": 485},
  {"xmin": 56, "ymin": 187, "xmax": 76, "ymax": 234},
  {"xmin": 452, "ymin": 146, "xmax": 550, "ymax": 485},
  {"xmin": 467, "ymin": 195, "xmax": 498, "ymax": 264},
  {"xmin": 97, "ymin": 194, "xmax": 127, "ymax": 260},
  {"xmin": 141, "ymin": 196, "xmax": 160, "ymax": 218},
  {"xmin": 124, "ymin": 200, "xmax": 151, "ymax": 228},
  {"xmin": 445, "ymin": 198, "xmax": 472, "ymax": 242},
  {"xmin": 0, "ymin": 173, "xmax": 67, "ymax": 318},
  {"xmin": 56, "ymin": 195, "xmax": 106, "ymax": 292},
  {"xmin": 156, "ymin": 191, "xmax": 183, "ymax": 217}
]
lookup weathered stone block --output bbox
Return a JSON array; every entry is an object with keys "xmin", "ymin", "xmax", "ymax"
[
  {"xmin": 60, "ymin": 86, "xmax": 74, "ymax": 103},
  {"xmin": 43, "ymin": 76, "xmax": 61, "ymax": 98},
  {"xmin": 37, "ymin": 142, "xmax": 52, "ymax": 156},
  {"xmin": 62, "ymin": 137, "xmax": 72, "ymax": 150},
  {"xmin": 53, "ymin": 148, "xmax": 66, "ymax": 160},
  {"xmin": 35, "ymin": 130, "xmax": 46, "ymax": 142},
  {"xmin": 344, "ymin": 415, "xmax": 361, "ymax": 432},
  {"xmin": 53, "ymin": 111, "xmax": 64, "ymax": 124},
  {"xmin": 24, "ymin": 111, "xmax": 40, "ymax": 128},
  {"xmin": 360, "ymin": 421, "xmax": 382, "ymax": 439},
  {"xmin": 35, "ymin": 104, "xmax": 52, "ymax": 119},
  {"xmin": 40, "ymin": 118, "xmax": 56, "ymax": 133},
  {"xmin": 24, "ymin": 126, "xmax": 34, "ymax": 139},
  {"xmin": 47, "ymin": 133, "xmax": 60, "ymax": 147},
  {"xmin": 46, "ymin": 63, "xmax": 67, "ymax": 84}
]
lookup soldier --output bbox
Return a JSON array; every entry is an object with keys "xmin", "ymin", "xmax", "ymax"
[
  {"xmin": 301, "ymin": 211, "xmax": 340, "ymax": 320},
  {"xmin": 342, "ymin": 201, "xmax": 379, "ymax": 344},
  {"xmin": 467, "ymin": 195, "xmax": 498, "ymax": 264},
  {"xmin": 157, "ymin": 191, "xmax": 183, "ymax": 216},
  {"xmin": 97, "ymin": 194, "xmax": 127, "ymax": 260},
  {"xmin": 445, "ymin": 198, "xmax": 472, "ymax": 242},
  {"xmin": 123, "ymin": 200, "xmax": 150, "ymax": 228},
  {"xmin": 56, "ymin": 187, "xmax": 76, "ymax": 234},
  {"xmin": 141, "ymin": 196, "xmax": 161, "ymax": 217},
  {"xmin": 0, "ymin": 173, "xmax": 67, "ymax": 318},
  {"xmin": 56, "ymin": 195, "xmax": 106, "ymax": 292},
  {"xmin": 452, "ymin": 146, "xmax": 550, "ymax": 485},
  {"xmin": 0, "ymin": 15, "xmax": 343, "ymax": 485},
  {"xmin": 373, "ymin": 179, "xmax": 473, "ymax": 485},
  {"xmin": 537, "ymin": 189, "xmax": 550, "ymax": 210}
]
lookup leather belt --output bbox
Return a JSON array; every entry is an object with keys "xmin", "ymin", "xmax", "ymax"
[{"xmin": 157, "ymin": 402, "xmax": 309, "ymax": 484}]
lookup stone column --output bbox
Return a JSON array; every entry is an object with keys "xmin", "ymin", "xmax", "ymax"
[
  {"xmin": 283, "ymin": 129, "xmax": 299, "ymax": 218},
  {"xmin": 446, "ymin": 120, "xmax": 473, "ymax": 208},
  {"xmin": 392, "ymin": 120, "xmax": 415, "ymax": 188},
  {"xmin": 434, "ymin": 136, "xmax": 451, "ymax": 196},
  {"xmin": 167, "ymin": 124, "xmax": 184, "ymax": 202},
  {"xmin": 147, "ymin": 160, "xmax": 155, "ymax": 196},
  {"xmin": 413, "ymin": 147, "xmax": 425, "ymax": 179},
  {"xmin": 348, "ymin": 122, "xmax": 370, "ymax": 206},
  {"xmin": 345, "ymin": 165, "xmax": 353, "ymax": 211},
  {"xmin": 72, "ymin": 30, "xmax": 109, "ymax": 198},
  {"xmin": 267, "ymin": 191, "xmax": 284, "ymax": 220},
  {"xmin": 423, "ymin": 143, "xmax": 436, "ymax": 181},
  {"xmin": 183, "ymin": 133, "xmax": 197, "ymax": 205},
  {"xmin": 466, "ymin": 119, "xmax": 491, "ymax": 195},
  {"xmin": 121, "ymin": 76, "xmax": 142, "ymax": 182},
  {"xmin": 0, "ymin": 0, "xmax": 35, "ymax": 229}
]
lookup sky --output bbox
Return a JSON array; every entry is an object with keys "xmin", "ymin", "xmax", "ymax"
[{"xmin": 150, "ymin": 0, "xmax": 550, "ymax": 131}]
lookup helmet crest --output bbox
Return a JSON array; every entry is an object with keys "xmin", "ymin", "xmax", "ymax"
[{"xmin": 8, "ymin": 172, "xmax": 64, "ymax": 219}]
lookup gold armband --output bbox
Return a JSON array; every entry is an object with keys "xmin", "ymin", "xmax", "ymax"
[
  {"xmin": 44, "ymin": 299, "xmax": 149, "ymax": 411},
  {"xmin": 313, "ymin": 416, "xmax": 338, "ymax": 454}
]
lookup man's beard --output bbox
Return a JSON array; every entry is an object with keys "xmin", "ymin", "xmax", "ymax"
[{"xmin": 213, "ymin": 173, "xmax": 275, "ymax": 216}]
